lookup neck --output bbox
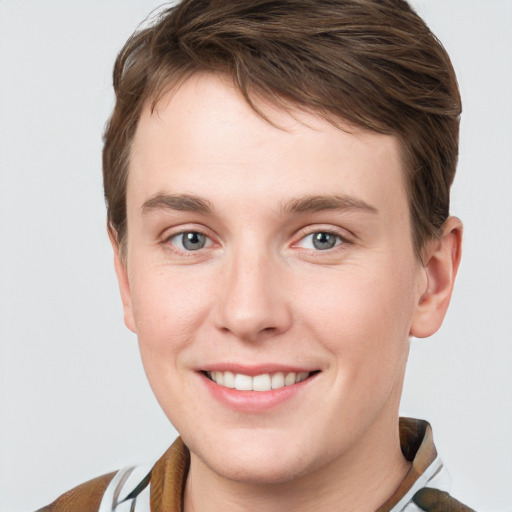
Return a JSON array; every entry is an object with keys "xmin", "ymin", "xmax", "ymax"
[{"xmin": 183, "ymin": 413, "xmax": 410, "ymax": 512}]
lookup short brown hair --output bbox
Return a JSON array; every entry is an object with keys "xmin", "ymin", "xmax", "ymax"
[{"xmin": 103, "ymin": 0, "xmax": 461, "ymax": 257}]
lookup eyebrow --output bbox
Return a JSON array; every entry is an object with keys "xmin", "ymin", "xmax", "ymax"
[
  {"xmin": 282, "ymin": 195, "xmax": 378, "ymax": 215},
  {"xmin": 142, "ymin": 193, "xmax": 215, "ymax": 215},
  {"xmin": 141, "ymin": 193, "xmax": 378, "ymax": 217}
]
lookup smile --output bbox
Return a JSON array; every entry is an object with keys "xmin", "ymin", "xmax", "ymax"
[{"xmin": 205, "ymin": 370, "xmax": 313, "ymax": 391}]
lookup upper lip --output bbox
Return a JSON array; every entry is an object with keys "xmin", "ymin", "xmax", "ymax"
[{"xmin": 199, "ymin": 363, "xmax": 318, "ymax": 376}]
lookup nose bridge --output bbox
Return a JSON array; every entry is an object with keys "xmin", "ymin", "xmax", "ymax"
[{"xmin": 216, "ymin": 240, "xmax": 291, "ymax": 340}]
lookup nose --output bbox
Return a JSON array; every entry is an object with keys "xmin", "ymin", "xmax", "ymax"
[{"xmin": 214, "ymin": 248, "xmax": 292, "ymax": 342}]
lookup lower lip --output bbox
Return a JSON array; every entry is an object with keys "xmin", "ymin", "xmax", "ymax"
[{"xmin": 199, "ymin": 372, "xmax": 317, "ymax": 412}]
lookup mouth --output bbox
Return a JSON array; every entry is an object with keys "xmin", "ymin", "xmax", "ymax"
[{"xmin": 203, "ymin": 370, "xmax": 320, "ymax": 392}]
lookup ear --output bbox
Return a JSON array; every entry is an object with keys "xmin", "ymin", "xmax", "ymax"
[
  {"xmin": 410, "ymin": 217, "xmax": 463, "ymax": 338},
  {"xmin": 108, "ymin": 227, "xmax": 137, "ymax": 333}
]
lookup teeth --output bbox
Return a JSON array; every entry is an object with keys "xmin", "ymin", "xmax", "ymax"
[
  {"xmin": 234, "ymin": 373, "xmax": 252, "ymax": 391},
  {"xmin": 271, "ymin": 372, "xmax": 284, "ymax": 389},
  {"xmin": 223, "ymin": 371, "xmax": 235, "ymax": 388},
  {"xmin": 207, "ymin": 370, "xmax": 311, "ymax": 391},
  {"xmin": 297, "ymin": 371, "xmax": 309, "ymax": 382},
  {"xmin": 284, "ymin": 372, "xmax": 296, "ymax": 386},
  {"xmin": 253, "ymin": 374, "xmax": 272, "ymax": 392}
]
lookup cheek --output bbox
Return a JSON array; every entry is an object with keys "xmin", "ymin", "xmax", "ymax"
[
  {"xmin": 302, "ymin": 262, "xmax": 416, "ymax": 379},
  {"xmin": 129, "ymin": 266, "xmax": 214, "ymax": 358},
  {"xmin": 128, "ymin": 267, "xmax": 216, "ymax": 421}
]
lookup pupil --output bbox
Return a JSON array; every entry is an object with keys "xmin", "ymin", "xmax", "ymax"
[
  {"xmin": 182, "ymin": 232, "xmax": 206, "ymax": 250},
  {"xmin": 313, "ymin": 232, "xmax": 336, "ymax": 250}
]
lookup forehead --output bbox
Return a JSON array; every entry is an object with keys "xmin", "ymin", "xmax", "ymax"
[{"xmin": 128, "ymin": 73, "xmax": 407, "ymax": 216}]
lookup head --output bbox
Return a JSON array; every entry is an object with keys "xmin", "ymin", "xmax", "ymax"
[{"xmin": 103, "ymin": 0, "xmax": 463, "ymax": 490}]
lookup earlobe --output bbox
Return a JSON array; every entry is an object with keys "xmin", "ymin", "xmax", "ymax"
[
  {"xmin": 410, "ymin": 217, "xmax": 463, "ymax": 339},
  {"xmin": 108, "ymin": 227, "xmax": 137, "ymax": 333}
]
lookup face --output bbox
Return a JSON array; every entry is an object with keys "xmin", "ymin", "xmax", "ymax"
[{"xmin": 116, "ymin": 73, "xmax": 429, "ymax": 484}]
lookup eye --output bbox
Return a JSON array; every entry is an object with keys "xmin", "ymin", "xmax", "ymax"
[
  {"xmin": 297, "ymin": 231, "xmax": 344, "ymax": 251},
  {"xmin": 168, "ymin": 231, "xmax": 212, "ymax": 251}
]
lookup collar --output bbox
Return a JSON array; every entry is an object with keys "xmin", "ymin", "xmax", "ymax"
[
  {"xmin": 128, "ymin": 417, "xmax": 440, "ymax": 512},
  {"xmin": 150, "ymin": 437, "xmax": 190, "ymax": 512},
  {"xmin": 376, "ymin": 417, "xmax": 439, "ymax": 511}
]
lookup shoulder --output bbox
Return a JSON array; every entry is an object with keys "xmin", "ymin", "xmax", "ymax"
[
  {"xmin": 33, "ymin": 438, "xmax": 187, "ymax": 512},
  {"xmin": 35, "ymin": 471, "xmax": 117, "ymax": 512}
]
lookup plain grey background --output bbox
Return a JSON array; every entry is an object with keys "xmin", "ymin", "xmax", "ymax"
[{"xmin": 0, "ymin": 1, "xmax": 511, "ymax": 511}]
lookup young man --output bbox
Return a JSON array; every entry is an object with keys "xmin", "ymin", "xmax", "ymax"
[{"xmin": 38, "ymin": 0, "xmax": 473, "ymax": 510}]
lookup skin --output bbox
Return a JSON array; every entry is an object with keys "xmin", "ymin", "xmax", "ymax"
[{"xmin": 111, "ymin": 73, "xmax": 462, "ymax": 511}]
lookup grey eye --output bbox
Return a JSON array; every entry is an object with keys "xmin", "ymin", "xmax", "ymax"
[
  {"xmin": 181, "ymin": 232, "xmax": 207, "ymax": 250},
  {"xmin": 295, "ymin": 231, "xmax": 344, "ymax": 251},
  {"xmin": 167, "ymin": 230, "xmax": 214, "ymax": 253},
  {"xmin": 311, "ymin": 232, "xmax": 338, "ymax": 250}
]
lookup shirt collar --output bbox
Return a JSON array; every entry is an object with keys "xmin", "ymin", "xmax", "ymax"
[
  {"xmin": 147, "ymin": 417, "xmax": 438, "ymax": 512},
  {"xmin": 376, "ymin": 417, "xmax": 438, "ymax": 511},
  {"xmin": 150, "ymin": 436, "xmax": 190, "ymax": 512}
]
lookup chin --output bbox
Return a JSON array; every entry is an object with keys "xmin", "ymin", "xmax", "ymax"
[
  {"xmin": 188, "ymin": 430, "xmax": 323, "ymax": 485},
  {"xmin": 208, "ymin": 455, "xmax": 310, "ymax": 485}
]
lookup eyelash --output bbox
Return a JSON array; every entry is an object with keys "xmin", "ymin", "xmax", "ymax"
[
  {"xmin": 164, "ymin": 229, "xmax": 217, "ymax": 256},
  {"xmin": 293, "ymin": 230, "xmax": 350, "ymax": 251},
  {"xmin": 163, "ymin": 226, "xmax": 352, "ymax": 256}
]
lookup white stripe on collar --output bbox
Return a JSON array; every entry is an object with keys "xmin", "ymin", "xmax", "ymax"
[
  {"xmin": 98, "ymin": 461, "xmax": 154, "ymax": 512},
  {"xmin": 390, "ymin": 456, "xmax": 451, "ymax": 512}
]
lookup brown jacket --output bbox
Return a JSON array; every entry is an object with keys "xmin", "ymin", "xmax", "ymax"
[
  {"xmin": 35, "ymin": 472, "xmax": 117, "ymax": 512},
  {"xmin": 36, "ymin": 437, "xmax": 189, "ymax": 512}
]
